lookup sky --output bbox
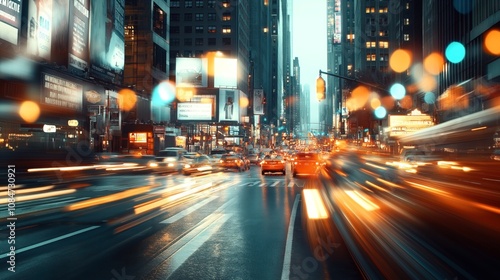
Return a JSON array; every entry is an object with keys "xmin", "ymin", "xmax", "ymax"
[{"xmin": 291, "ymin": 0, "xmax": 327, "ymax": 128}]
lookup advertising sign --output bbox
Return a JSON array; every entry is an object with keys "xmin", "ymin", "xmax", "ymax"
[
  {"xmin": 253, "ymin": 89, "xmax": 264, "ymax": 115},
  {"xmin": 27, "ymin": 0, "xmax": 53, "ymax": 59},
  {"xmin": 42, "ymin": 73, "xmax": 83, "ymax": 111},
  {"xmin": 68, "ymin": 0, "xmax": 90, "ymax": 73},
  {"xmin": 89, "ymin": 0, "xmax": 124, "ymax": 84},
  {"xmin": 177, "ymin": 103, "xmax": 213, "ymax": 121},
  {"xmin": 214, "ymin": 57, "xmax": 237, "ymax": 88},
  {"xmin": 175, "ymin": 57, "xmax": 208, "ymax": 87},
  {"xmin": 218, "ymin": 89, "xmax": 239, "ymax": 122},
  {"xmin": 0, "ymin": 0, "xmax": 22, "ymax": 44}
]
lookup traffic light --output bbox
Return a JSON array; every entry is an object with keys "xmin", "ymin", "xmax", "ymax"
[{"xmin": 316, "ymin": 76, "xmax": 326, "ymax": 101}]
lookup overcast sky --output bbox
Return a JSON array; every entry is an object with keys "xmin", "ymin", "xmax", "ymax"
[{"xmin": 291, "ymin": 0, "xmax": 327, "ymax": 129}]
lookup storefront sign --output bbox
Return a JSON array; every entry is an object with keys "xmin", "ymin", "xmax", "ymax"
[{"xmin": 42, "ymin": 73, "xmax": 83, "ymax": 111}]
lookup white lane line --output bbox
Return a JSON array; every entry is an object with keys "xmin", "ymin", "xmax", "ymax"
[
  {"xmin": 259, "ymin": 183, "xmax": 266, "ymax": 187},
  {"xmin": 288, "ymin": 182, "xmax": 294, "ymax": 188},
  {"xmin": 483, "ymin": 178, "xmax": 500, "ymax": 182},
  {"xmin": 281, "ymin": 194, "xmax": 301, "ymax": 280},
  {"xmin": 272, "ymin": 181, "xmax": 280, "ymax": 187},
  {"xmin": 161, "ymin": 196, "xmax": 218, "ymax": 224},
  {"xmin": 0, "ymin": 226, "xmax": 100, "ymax": 259}
]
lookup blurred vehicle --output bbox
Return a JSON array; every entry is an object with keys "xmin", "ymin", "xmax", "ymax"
[
  {"xmin": 247, "ymin": 153, "xmax": 261, "ymax": 165},
  {"xmin": 491, "ymin": 149, "xmax": 500, "ymax": 161},
  {"xmin": 95, "ymin": 153, "xmax": 155, "ymax": 169},
  {"xmin": 291, "ymin": 152, "xmax": 323, "ymax": 177},
  {"xmin": 219, "ymin": 154, "xmax": 247, "ymax": 172},
  {"xmin": 182, "ymin": 155, "xmax": 215, "ymax": 175},
  {"xmin": 260, "ymin": 154, "xmax": 286, "ymax": 175},
  {"xmin": 400, "ymin": 148, "xmax": 441, "ymax": 163},
  {"xmin": 239, "ymin": 154, "xmax": 251, "ymax": 170},
  {"xmin": 148, "ymin": 147, "xmax": 187, "ymax": 173}
]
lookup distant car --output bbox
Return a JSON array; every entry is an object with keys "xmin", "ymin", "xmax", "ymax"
[
  {"xmin": 491, "ymin": 149, "xmax": 500, "ymax": 161},
  {"xmin": 260, "ymin": 154, "xmax": 286, "ymax": 175},
  {"xmin": 247, "ymin": 153, "xmax": 261, "ymax": 165},
  {"xmin": 149, "ymin": 147, "xmax": 187, "ymax": 173},
  {"xmin": 291, "ymin": 152, "xmax": 323, "ymax": 177},
  {"xmin": 182, "ymin": 155, "xmax": 214, "ymax": 175},
  {"xmin": 219, "ymin": 154, "xmax": 247, "ymax": 172},
  {"xmin": 400, "ymin": 148, "xmax": 440, "ymax": 163}
]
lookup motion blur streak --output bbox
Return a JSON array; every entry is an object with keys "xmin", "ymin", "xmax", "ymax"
[
  {"xmin": 303, "ymin": 189, "xmax": 329, "ymax": 219},
  {"xmin": 0, "ymin": 189, "xmax": 75, "ymax": 203},
  {"xmin": 405, "ymin": 181, "xmax": 449, "ymax": 196},
  {"xmin": 0, "ymin": 185, "xmax": 53, "ymax": 195},
  {"xmin": 65, "ymin": 185, "xmax": 152, "ymax": 211},
  {"xmin": 345, "ymin": 190, "xmax": 379, "ymax": 211}
]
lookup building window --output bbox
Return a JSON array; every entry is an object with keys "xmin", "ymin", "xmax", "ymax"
[
  {"xmin": 379, "ymin": 30, "xmax": 387, "ymax": 36},
  {"xmin": 170, "ymin": 26, "xmax": 180, "ymax": 34},
  {"xmin": 379, "ymin": 41, "xmax": 389, "ymax": 48},
  {"xmin": 208, "ymin": 0, "xmax": 215, "ymax": 8},
  {"xmin": 208, "ymin": 13, "xmax": 216, "ymax": 21},
  {"xmin": 222, "ymin": 26, "xmax": 231, "ymax": 33},
  {"xmin": 153, "ymin": 4, "xmax": 166, "ymax": 38},
  {"xmin": 404, "ymin": 34, "xmax": 410, "ymax": 41},
  {"xmin": 171, "ymin": 13, "xmax": 180, "ymax": 22},
  {"xmin": 184, "ymin": 38, "xmax": 192, "ymax": 46},
  {"xmin": 222, "ymin": 12, "xmax": 231, "ymax": 21},
  {"xmin": 184, "ymin": 26, "xmax": 192, "ymax": 33},
  {"xmin": 171, "ymin": 38, "xmax": 180, "ymax": 46},
  {"xmin": 185, "ymin": 1, "xmax": 193, "ymax": 8},
  {"xmin": 195, "ymin": 26, "xmax": 204, "ymax": 33},
  {"xmin": 208, "ymin": 38, "xmax": 216, "ymax": 45},
  {"xmin": 195, "ymin": 13, "xmax": 204, "ymax": 21},
  {"xmin": 195, "ymin": 38, "xmax": 204, "ymax": 46},
  {"xmin": 379, "ymin": 7, "xmax": 388, "ymax": 13},
  {"xmin": 404, "ymin": 18, "xmax": 410, "ymax": 25},
  {"xmin": 208, "ymin": 26, "xmax": 216, "ymax": 33},
  {"xmin": 183, "ymin": 51, "xmax": 192, "ymax": 57},
  {"xmin": 347, "ymin": 33, "xmax": 355, "ymax": 40},
  {"xmin": 195, "ymin": 0, "xmax": 203, "ymax": 7},
  {"xmin": 222, "ymin": 38, "xmax": 231, "ymax": 45},
  {"xmin": 222, "ymin": 0, "xmax": 230, "ymax": 8},
  {"xmin": 171, "ymin": 1, "xmax": 180, "ymax": 8},
  {"xmin": 153, "ymin": 44, "xmax": 167, "ymax": 72},
  {"xmin": 184, "ymin": 13, "xmax": 192, "ymax": 21}
]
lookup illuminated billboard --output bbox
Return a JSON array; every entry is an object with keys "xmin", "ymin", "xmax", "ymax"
[
  {"xmin": 253, "ymin": 89, "xmax": 264, "ymax": 115},
  {"xmin": 389, "ymin": 109, "xmax": 434, "ymax": 137},
  {"xmin": 0, "ymin": 0, "xmax": 22, "ymax": 45},
  {"xmin": 68, "ymin": 0, "xmax": 90, "ymax": 73},
  {"xmin": 177, "ymin": 103, "xmax": 213, "ymax": 121},
  {"xmin": 218, "ymin": 89, "xmax": 240, "ymax": 122},
  {"xmin": 27, "ymin": 0, "xmax": 53, "ymax": 59},
  {"xmin": 333, "ymin": 0, "xmax": 341, "ymax": 45},
  {"xmin": 214, "ymin": 57, "xmax": 237, "ymax": 88},
  {"xmin": 89, "ymin": 0, "xmax": 125, "ymax": 85},
  {"xmin": 176, "ymin": 57, "xmax": 208, "ymax": 87}
]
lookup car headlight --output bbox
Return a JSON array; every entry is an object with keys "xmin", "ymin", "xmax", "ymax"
[
  {"xmin": 185, "ymin": 164, "xmax": 191, "ymax": 168},
  {"xmin": 149, "ymin": 162, "xmax": 158, "ymax": 167}
]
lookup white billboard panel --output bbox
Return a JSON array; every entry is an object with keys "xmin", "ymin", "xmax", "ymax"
[
  {"xmin": 176, "ymin": 57, "xmax": 208, "ymax": 87},
  {"xmin": 253, "ymin": 89, "xmax": 264, "ymax": 115},
  {"xmin": 218, "ymin": 89, "xmax": 239, "ymax": 122},
  {"xmin": 214, "ymin": 57, "xmax": 237, "ymax": 88},
  {"xmin": 177, "ymin": 102, "xmax": 212, "ymax": 121}
]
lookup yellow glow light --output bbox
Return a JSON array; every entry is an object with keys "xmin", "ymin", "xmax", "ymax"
[
  {"xmin": 345, "ymin": 190, "xmax": 379, "ymax": 211},
  {"xmin": 389, "ymin": 49, "xmax": 412, "ymax": 73},
  {"xmin": 19, "ymin": 101, "xmax": 40, "ymax": 123},
  {"xmin": 303, "ymin": 189, "xmax": 329, "ymax": 219}
]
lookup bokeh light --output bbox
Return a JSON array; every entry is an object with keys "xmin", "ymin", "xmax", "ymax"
[
  {"xmin": 152, "ymin": 81, "xmax": 176, "ymax": 105},
  {"xmin": 418, "ymin": 74, "xmax": 437, "ymax": 92},
  {"xmin": 19, "ymin": 101, "xmax": 40, "ymax": 123},
  {"xmin": 424, "ymin": 92, "xmax": 436, "ymax": 104},
  {"xmin": 370, "ymin": 98, "xmax": 381, "ymax": 110},
  {"xmin": 484, "ymin": 29, "xmax": 500, "ymax": 55},
  {"xmin": 399, "ymin": 95, "xmax": 413, "ymax": 109},
  {"xmin": 348, "ymin": 86, "xmax": 371, "ymax": 110},
  {"xmin": 374, "ymin": 106, "xmax": 387, "ymax": 119},
  {"xmin": 453, "ymin": 0, "xmax": 474, "ymax": 14},
  {"xmin": 176, "ymin": 88, "xmax": 195, "ymax": 102},
  {"xmin": 446, "ymin": 42, "xmax": 466, "ymax": 63},
  {"xmin": 423, "ymin": 52, "xmax": 444, "ymax": 75},
  {"xmin": 390, "ymin": 83, "xmax": 406, "ymax": 100},
  {"xmin": 381, "ymin": 96, "xmax": 395, "ymax": 111},
  {"xmin": 240, "ymin": 96, "xmax": 249, "ymax": 108},
  {"xmin": 118, "ymin": 88, "xmax": 137, "ymax": 111},
  {"xmin": 389, "ymin": 49, "xmax": 412, "ymax": 73}
]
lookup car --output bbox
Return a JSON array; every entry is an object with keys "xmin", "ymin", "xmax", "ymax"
[
  {"xmin": 219, "ymin": 154, "xmax": 247, "ymax": 172},
  {"xmin": 400, "ymin": 148, "xmax": 441, "ymax": 163},
  {"xmin": 491, "ymin": 149, "xmax": 500, "ymax": 161},
  {"xmin": 291, "ymin": 152, "xmax": 323, "ymax": 177},
  {"xmin": 260, "ymin": 154, "xmax": 286, "ymax": 175},
  {"xmin": 182, "ymin": 155, "xmax": 215, "ymax": 175},
  {"xmin": 148, "ymin": 147, "xmax": 187, "ymax": 173},
  {"xmin": 247, "ymin": 153, "xmax": 262, "ymax": 165}
]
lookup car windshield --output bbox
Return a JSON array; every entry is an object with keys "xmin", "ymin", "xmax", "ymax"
[{"xmin": 157, "ymin": 151, "xmax": 179, "ymax": 157}]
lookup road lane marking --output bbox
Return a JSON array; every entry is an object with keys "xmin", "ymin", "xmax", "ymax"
[
  {"xmin": 259, "ymin": 183, "xmax": 266, "ymax": 187},
  {"xmin": 281, "ymin": 194, "xmax": 301, "ymax": 280},
  {"xmin": 272, "ymin": 181, "xmax": 280, "ymax": 187},
  {"xmin": 288, "ymin": 182, "xmax": 294, "ymax": 188},
  {"xmin": 0, "ymin": 226, "xmax": 100, "ymax": 259},
  {"xmin": 161, "ymin": 196, "xmax": 218, "ymax": 224}
]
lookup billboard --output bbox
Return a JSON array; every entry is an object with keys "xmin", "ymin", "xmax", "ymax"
[
  {"xmin": 41, "ymin": 73, "xmax": 83, "ymax": 112},
  {"xmin": 89, "ymin": 0, "xmax": 124, "ymax": 85},
  {"xmin": 253, "ymin": 89, "xmax": 264, "ymax": 115},
  {"xmin": 27, "ymin": 0, "xmax": 53, "ymax": 59},
  {"xmin": 0, "ymin": 0, "xmax": 22, "ymax": 44},
  {"xmin": 176, "ymin": 57, "xmax": 208, "ymax": 87},
  {"xmin": 333, "ymin": 0, "xmax": 341, "ymax": 45},
  {"xmin": 218, "ymin": 89, "xmax": 239, "ymax": 122},
  {"xmin": 177, "ymin": 103, "xmax": 213, "ymax": 121},
  {"xmin": 214, "ymin": 57, "xmax": 237, "ymax": 88},
  {"xmin": 68, "ymin": 0, "xmax": 90, "ymax": 73}
]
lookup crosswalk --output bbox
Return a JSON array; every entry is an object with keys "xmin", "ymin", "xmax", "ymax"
[{"xmin": 241, "ymin": 180, "xmax": 304, "ymax": 188}]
